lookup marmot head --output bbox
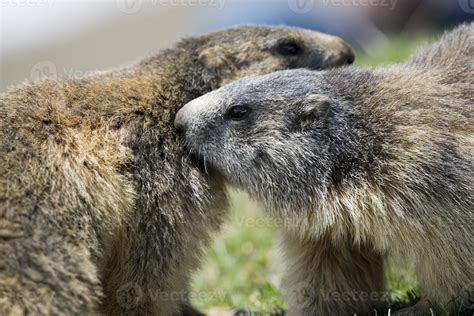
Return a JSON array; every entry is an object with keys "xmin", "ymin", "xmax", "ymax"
[
  {"xmin": 182, "ymin": 25, "xmax": 354, "ymax": 85},
  {"xmin": 175, "ymin": 69, "xmax": 382, "ymax": 217}
]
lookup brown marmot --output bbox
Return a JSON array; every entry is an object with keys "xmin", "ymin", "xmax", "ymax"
[
  {"xmin": 175, "ymin": 23, "xmax": 473, "ymax": 315},
  {"xmin": 0, "ymin": 26, "xmax": 354, "ymax": 315}
]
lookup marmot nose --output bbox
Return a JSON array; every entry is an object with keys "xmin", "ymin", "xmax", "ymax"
[
  {"xmin": 345, "ymin": 50, "xmax": 355, "ymax": 65},
  {"xmin": 174, "ymin": 110, "xmax": 187, "ymax": 137},
  {"xmin": 335, "ymin": 41, "xmax": 355, "ymax": 65}
]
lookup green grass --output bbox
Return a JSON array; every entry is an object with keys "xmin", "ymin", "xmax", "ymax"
[
  {"xmin": 190, "ymin": 33, "xmax": 471, "ymax": 315},
  {"xmin": 355, "ymin": 35, "xmax": 432, "ymax": 67},
  {"xmin": 191, "ymin": 190, "xmax": 285, "ymax": 313}
]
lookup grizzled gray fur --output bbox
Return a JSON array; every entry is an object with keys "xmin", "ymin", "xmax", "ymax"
[
  {"xmin": 0, "ymin": 25, "xmax": 354, "ymax": 315},
  {"xmin": 175, "ymin": 23, "xmax": 473, "ymax": 315}
]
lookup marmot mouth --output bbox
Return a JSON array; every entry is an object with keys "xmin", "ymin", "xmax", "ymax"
[
  {"xmin": 189, "ymin": 152, "xmax": 219, "ymax": 176},
  {"xmin": 188, "ymin": 152, "xmax": 206, "ymax": 170},
  {"xmin": 180, "ymin": 142, "xmax": 208, "ymax": 173}
]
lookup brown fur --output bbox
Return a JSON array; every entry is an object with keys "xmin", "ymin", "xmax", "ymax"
[{"xmin": 0, "ymin": 25, "xmax": 354, "ymax": 315}]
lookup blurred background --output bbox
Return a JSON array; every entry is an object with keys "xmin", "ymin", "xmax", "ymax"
[
  {"xmin": 1, "ymin": 0, "xmax": 472, "ymax": 312},
  {"xmin": 1, "ymin": 0, "xmax": 472, "ymax": 91}
]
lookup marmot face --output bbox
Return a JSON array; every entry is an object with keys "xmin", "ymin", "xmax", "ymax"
[
  {"xmin": 175, "ymin": 69, "xmax": 354, "ymax": 213},
  {"xmin": 191, "ymin": 26, "xmax": 354, "ymax": 85}
]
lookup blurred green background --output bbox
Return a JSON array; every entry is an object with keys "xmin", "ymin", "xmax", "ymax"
[{"xmin": 190, "ymin": 34, "xmax": 437, "ymax": 314}]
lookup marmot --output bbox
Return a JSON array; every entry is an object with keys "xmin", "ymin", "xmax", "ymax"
[
  {"xmin": 175, "ymin": 23, "xmax": 473, "ymax": 315},
  {"xmin": 0, "ymin": 26, "xmax": 355, "ymax": 315}
]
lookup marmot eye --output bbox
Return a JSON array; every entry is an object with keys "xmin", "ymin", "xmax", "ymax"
[
  {"xmin": 227, "ymin": 105, "xmax": 251, "ymax": 121},
  {"xmin": 277, "ymin": 42, "xmax": 301, "ymax": 56}
]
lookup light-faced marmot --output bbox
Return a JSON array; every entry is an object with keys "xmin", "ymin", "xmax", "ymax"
[
  {"xmin": 175, "ymin": 23, "xmax": 473, "ymax": 315},
  {"xmin": 0, "ymin": 26, "xmax": 355, "ymax": 315}
]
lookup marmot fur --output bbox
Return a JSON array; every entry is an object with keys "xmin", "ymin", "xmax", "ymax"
[
  {"xmin": 175, "ymin": 23, "xmax": 473, "ymax": 315},
  {"xmin": 0, "ymin": 25, "xmax": 354, "ymax": 315}
]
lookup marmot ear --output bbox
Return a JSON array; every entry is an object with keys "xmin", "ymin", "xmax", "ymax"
[
  {"xmin": 199, "ymin": 46, "xmax": 234, "ymax": 72},
  {"xmin": 299, "ymin": 94, "xmax": 332, "ymax": 130}
]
